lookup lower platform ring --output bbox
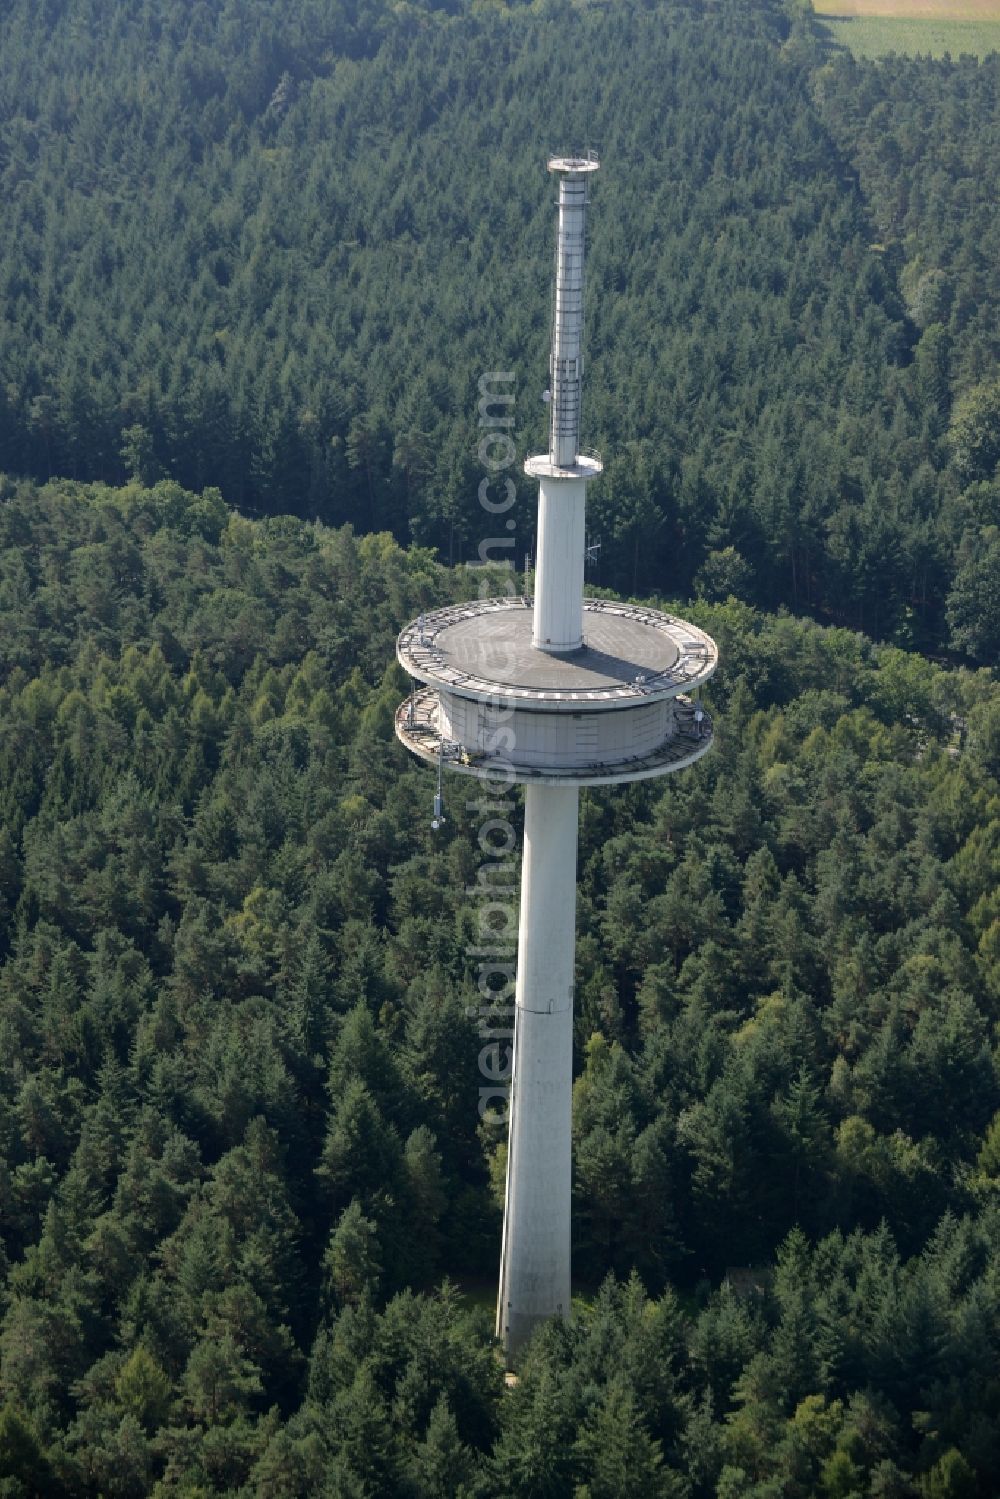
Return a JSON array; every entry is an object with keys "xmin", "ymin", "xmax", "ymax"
[{"xmin": 395, "ymin": 685, "xmax": 714, "ymax": 787}]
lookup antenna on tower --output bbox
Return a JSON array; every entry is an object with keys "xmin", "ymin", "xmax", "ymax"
[
  {"xmin": 585, "ymin": 536, "xmax": 601, "ymax": 569},
  {"xmin": 546, "ymin": 155, "xmax": 599, "ymax": 469},
  {"xmin": 431, "ymin": 743, "xmax": 446, "ymax": 831}
]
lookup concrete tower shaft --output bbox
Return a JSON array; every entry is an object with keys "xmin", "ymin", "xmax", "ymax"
[
  {"xmin": 497, "ymin": 783, "xmax": 578, "ymax": 1355},
  {"xmin": 393, "ymin": 153, "xmax": 718, "ymax": 1369},
  {"xmin": 497, "ymin": 155, "xmax": 598, "ymax": 1360},
  {"xmin": 532, "ymin": 473, "xmax": 587, "ymax": 652}
]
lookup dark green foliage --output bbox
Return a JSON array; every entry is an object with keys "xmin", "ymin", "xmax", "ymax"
[
  {"xmin": 0, "ymin": 0, "xmax": 999, "ymax": 1474},
  {"xmin": 0, "ymin": 475, "xmax": 997, "ymax": 1489},
  {"xmin": 812, "ymin": 48, "xmax": 1000, "ymax": 662},
  {"xmin": 946, "ymin": 526, "xmax": 1000, "ymax": 662},
  {"xmin": 0, "ymin": 0, "xmax": 992, "ymax": 648}
]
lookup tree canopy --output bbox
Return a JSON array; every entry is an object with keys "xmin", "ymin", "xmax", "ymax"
[
  {"xmin": 0, "ymin": 0, "xmax": 997, "ymax": 653},
  {"xmin": 2, "ymin": 0, "xmax": 1000, "ymax": 1489},
  {"xmin": 0, "ymin": 474, "xmax": 997, "ymax": 1491}
]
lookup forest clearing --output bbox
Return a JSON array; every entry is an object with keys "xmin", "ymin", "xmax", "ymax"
[{"xmin": 814, "ymin": 0, "xmax": 1000, "ymax": 15}]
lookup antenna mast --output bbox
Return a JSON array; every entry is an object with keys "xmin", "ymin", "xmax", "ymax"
[{"xmin": 525, "ymin": 155, "xmax": 602, "ymax": 656}]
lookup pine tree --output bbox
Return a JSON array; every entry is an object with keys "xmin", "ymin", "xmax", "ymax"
[
  {"xmin": 323, "ymin": 1200, "xmax": 382, "ymax": 1310},
  {"xmin": 408, "ymin": 1396, "xmax": 477, "ymax": 1499},
  {"xmin": 573, "ymin": 1377, "xmax": 678, "ymax": 1499}
]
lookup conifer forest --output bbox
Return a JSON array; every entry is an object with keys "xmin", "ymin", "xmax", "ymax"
[{"xmin": 0, "ymin": 0, "xmax": 999, "ymax": 1494}]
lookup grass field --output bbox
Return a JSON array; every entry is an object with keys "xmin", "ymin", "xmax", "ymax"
[{"xmin": 814, "ymin": 0, "xmax": 1000, "ymax": 56}]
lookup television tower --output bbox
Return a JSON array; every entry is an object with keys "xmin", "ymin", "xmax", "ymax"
[{"xmin": 396, "ymin": 155, "xmax": 718, "ymax": 1363}]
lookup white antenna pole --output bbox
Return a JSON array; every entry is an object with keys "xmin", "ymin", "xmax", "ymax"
[{"xmin": 527, "ymin": 156, "xmax": 601, "ymax": 656}]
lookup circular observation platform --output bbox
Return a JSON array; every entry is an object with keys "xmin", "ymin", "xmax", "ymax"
[
  {"xmin": 524, "ymin": 452, "xmax": 603, "ymax": 483},
  {"xmin": 548, "ymin": 155, "xmax": 600, "ymax": 174},
  {"xmin": 395, "ymin": 597, "xmax": 717, "ymax": 786},
  {"xmin": 397, "ymin": 597, "xmax": 717, "ymax": 708}
]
